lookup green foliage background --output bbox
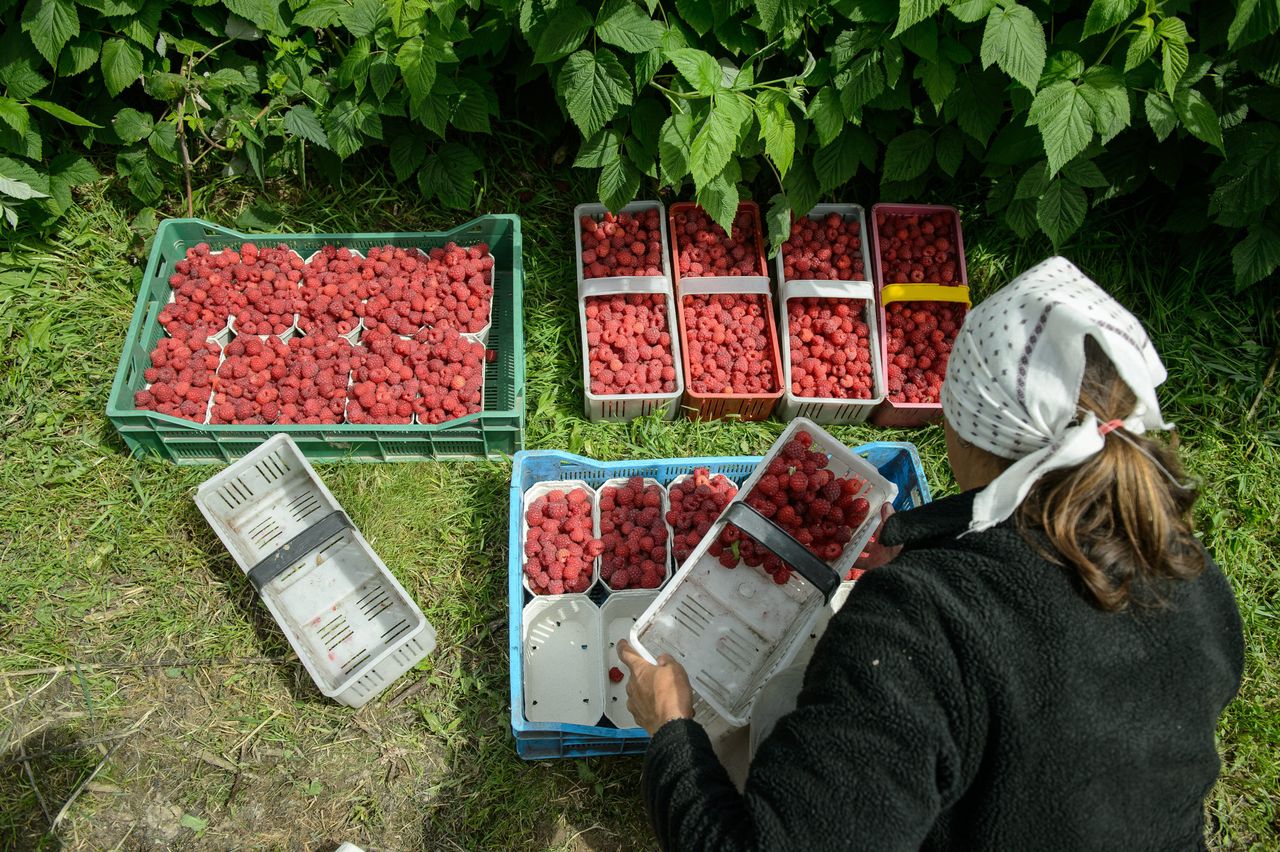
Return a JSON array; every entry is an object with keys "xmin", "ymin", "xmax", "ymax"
[{"xmin": 1, "ymin": 0, "xmax": 1278, "ymax": 288}]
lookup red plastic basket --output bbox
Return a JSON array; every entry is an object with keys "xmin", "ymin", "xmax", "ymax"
[{"xmin": 868, "ymin": 203, "xmax": 969, "ymax": 289}]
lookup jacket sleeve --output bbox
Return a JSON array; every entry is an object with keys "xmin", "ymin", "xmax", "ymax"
[{"xmin": 641, "ymin": 562, "xmax": 981, "ymax": 852}]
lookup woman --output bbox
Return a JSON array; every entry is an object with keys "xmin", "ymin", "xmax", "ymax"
[{"xmin": 617, "ymin": 257, "xmax": 1244, "ymax": 851}]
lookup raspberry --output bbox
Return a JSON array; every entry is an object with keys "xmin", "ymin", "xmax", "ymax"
[
  {"xmin": 681, "ymin": 293, "xmax": 780, "ymax": 395},
  {"xmin": 673, "ymin": 204, "xmax": 763, "ymax": 277},
  {"xmin": 609, "ymin": 666, "xmax": 624, "ymax": 683},
  {"xmin": 583, "ymin": 293, "xmax": 676, "ymax": 396},
  {"xmin": 786, "ymin": 296, "xmax": 875, "ymax": 401},
  {"xmin": 781, "ymin": 214, "xmax": 867, "ymax": 282},
  {"xmin": 523, "ymin": 486, "xmax": 601, "ymax": 595},
  {"xmin": 874, "ymin": 209, "xmax": 963, "ymax": 286},
  {"xmin": 599, "ymin": 481, "xmax": 669, "ymax": 590},
  {"xmin": 884, "ymin": 300, "xmax": 967, "ymax": 404},
  {"xmin": 580, "ymin": 210, "xmax": 664, "ymax": 280}
]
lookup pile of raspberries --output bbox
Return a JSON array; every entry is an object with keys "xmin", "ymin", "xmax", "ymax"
[
  {"xmin": 885, "ymin": 300, "xmax": 966, "ymax": 404},
  {"xmin": 786, "ymin": 297, "xmax": 875, "ymax": 400},
  {"xmin": 681, "ymin": 293, "xmax": 779, "ymax": 395},
  {"xmin": 598, "ymin": 477, "xmax": 669, "ymax": 590},
  {"xmin": 583, "ymin": 294, "xmax": 677, "ymax": 396},
  {"xmin": 875, "ymin": 210, "xmax": 962, "ymax": 285},
  {"xmin": 523, "ymin": 486, "xmax": 604, "ymax": 595},
  {"xmin": 710, "ymin": 430, "xmax": 872, "ymax": 584},
  {"xmin": 781, "ymin": 213, "xmax": 867, "ymax": 281},
  {"xmin": 673, "ymin": 206, "xmax": 763, "ymax": 277},
  {"xmin": 666, "ymin": 468, "xmax": 738, "ymax": 565},
  {"xmin": 579, "ymin": 210, "xmax": 664, "ymax": 278}
]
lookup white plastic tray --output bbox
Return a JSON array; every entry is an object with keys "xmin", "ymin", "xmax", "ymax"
[
  {"xmin": 600, "ymin": 590, "xmax": 659, "ymax": 729},
  {"xmin": 630, "ymin": 419, "xmax": 896, "ymax": 725},
  {"xmin": 774, "ymin": 203, "xmax": 873, "ymax": 287},
  {"xmin": 520, "ymin": 480, "xmax": 599, "ymax": 596},
  {"xmin": 777, "ymin": 280, "xmax": 886, "ymax": 424},
  {"xmin": 521, "ymin": 596, "xmax": 605, "ymax": 725},
  {"xmin": 194, "ymin": 434, "xmax": 436, "ymax": 707}
]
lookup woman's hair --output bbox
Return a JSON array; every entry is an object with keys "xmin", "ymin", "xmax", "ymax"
[{"xmin": 1016, "ymin": 336, "xmax": 1203, "ymax": 611}]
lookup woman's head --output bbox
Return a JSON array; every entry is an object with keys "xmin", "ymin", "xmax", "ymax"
[{"xmin": 941, "ymin": 257, "xmax": 1202, "ymax": 610}]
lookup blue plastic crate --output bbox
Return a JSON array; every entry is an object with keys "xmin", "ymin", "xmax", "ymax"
[{"xmin": 507, "ymin": 441, "xmax": 932, "ymax": 760}]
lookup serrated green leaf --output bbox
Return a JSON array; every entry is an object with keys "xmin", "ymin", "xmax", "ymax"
[
  {"xmin": 337, "ymin": 37, "xmax": 371, "ymax": 93},
  {"xmin": 756, "ymin": 91, "xmax": 795, "ymax": 177},
  {"xmin": 575, "ymin": 129, "xmax": 619, "ymax": 168},
  {"xmin": 147, "ymin": 120, "xmax": 179, "ymax": 164},
  {"xmin": 695, "ymin": 160, "xmax": 740, "ymax": 234},
  {"xmin": 224, "ymin": 14, "xmax": 260, "ymax": 40},
  {"xmin": 1161, "ymin": 35, "xmax": 1189, "ymax": 96},
  {"xmin": 1061, "ymin": 157, "xmax": 1108, "ymax": 188},
  {"xmin": 1082, "ymin": 0, "xmax": 1138, "ymax": 38},
  {"xmin": 0, "ymin": 174, "xmax": 45, "ymax": 200},
  {"xmin": 452, "ymin": 77, "xmax": 492, "ymax": 133},
  {"xmin": 0, "ymin": 124, "xmax": 42, "ymax": 160},
  {"xmin": 417, "ymin": 142, "xmax": 480, "ymax": 208},
  {"xmin": 1042, "ymin": 50, "xmax": 1084, "ymax": 86},
  {"xmin": 57, "ymin": 31, "xmax": 101, "ymax": 77},
  {"xmin": 599, "ymin": 150, "xmax": 640, "ymax": 211},
  {"xmin": 115, "ymin": 149, "xmax": 161, "ymax": 202},
  {"xmin": 1004, "ymin": 195, "xmax": 1038, "ymax": 237},
  {"xmin": 783, "ymin": 158, "xmax": 821, "ymax": 221},
  {"xmin": 658, "ymin": 111, "xmax": 694, "ymax": 183},
  {"xmin": 559, "ymin": 49, "xmax": 631, "ymax": 139},
  {"xmin": 881, "ymin": 128, "xmax": 933, "ymax": 181},
  {"xmin": 144, "ymin": 72, "xmax": 185, "ymax": 101},
  {"xmin": 815, "ymin": 129, "xmax": 872, "ymax": 190},
  {"xmin": 691, "ymin": 91, "xmax": 751, "ymax": 187},
  {"xmin": 179, "ymin": 814, "xmax": 208, "ymax": 833},
  {"xmin": 636, "ymin": 48, "xmax": 664, "ymax": 89},
  {"xmin": 668, "ymin": 48, "xmax": 722, "ymax": 95},
  {"xmin": 1124, "ymin": 22, "xmax": 1158, "ymax": 71},
  {"xmin": 1028, "ymin": 81, "xmax": 1094, "ymax": 176},
  {"xmin": 934, "ymin": 125, "xmax": 963, "ymax": 175},
  {"xmin": 389, "ymin": 133, "xmax": 426, "ymax": 181},
  {"xmin": 837, "ymin": 54, "xmax": 885, "ymax": 117},
  {"xmin": 341, "ymin": 0, "xmax": 384, "ymax": 37},
  {"xmin": 597, "ymin": 0, "xmax": 665, "ymax": 53},
  {"xmin": 807, "ymin": 87, "xmax": 844, "ymax": 147},
  {"xmin": 1077, "ymin": 66, "xmax": 1130, "ymax": 145},
  {"xmin": 111, "ymin": 107, "xmax": 153, "ymax": 143},
  {"xmin": 1144, "ymin": 91, "xmax": 1177, "ymax": 142},
  {"xmin": 21, "ymin": 0, "xmax": 79, "ymax": 66},
  {"xmin": 1231, "ymin": 221, "xmax": 1280, "ymax": 289},
  {"xmin": 224, "ymin": 0, "xmax": 286, "ymax": 34},
  {"xmin": 676, "ymin": 0, "xmax": 713, "ymax": 36},
  {"xmin": 100, "ymin": 38, "xmax": 143, "ymax": 96},
  {"xmin": 1155, "ymin": 16, "xmax": 1191, "ymax": 44},
  {"xmin": 1015, "ymin": 160, "xmax": 1050, "ymax": 199},
  {"xmin": 114, "ymin": 0, "xmax": 162, "ymax": 47},
  {"xmin": 765, "ymin": 192, "xmax": 791, "ymax": 255},
  {"xmin": 899, "ymin": 18, "xmax": 939, "ymax": 60},
  {"xmin": 397, "ymin": 37, "xmax": 437, "ymax": 101},
  {"xmin": 535, "ymin": 6, "xmax": 592, "ymax": 63},
  {"xmin": 294, "ymin": 0, "xmax": 345, "ymax": 28},
  {"xmin": 369, "ymin": 54, "xmax": 397, "ymax": 101},
  {"xmin": 947, "ymin": 69, "xmax": 1003, "ymax": 145},
  {"xmin": 1036, "ymin": 178, "xmax": 1086, "ymax": 245},
  {"xmin": 1228, "ymin": 0, "xmax": 1280, "ymax": 50},
  {"xmin": 410, "ymin": 93, "xmax": 449, "ymax": 138},
  {"xmin": 0, "ymin": 99, "xmax": 28, "ymax": 137},
  {"xmin": 882, "ymin": 40, "xmax": 905, "ymax": 86},
  {"xmin": 894, "ymin": 0, "xmax": 942, "ymax": 37},
  {"xmin": 915, "ymin": 58, "xmax": 955, "ymax": 110},
  {"xmin": 1174, "ymin": 88, "xmax": 1224, "ymax": 152},
  {"xmin": 325, "ymin": 98, "xmax": 366, "ymax": 159},
  {"xmin": 1209, "ymin": 123, "xmax": 1280, "ymax": 222},
  {"xmin": 947, "ymin": 0, "xmax": 996, "ymax": 23},
  {"xmin": 48, "ymin": 151, "xmax": 99, "ymax": 186},
  {"xmin": 980, "ymin": 2, "xmax": 1045, "ymax": 92},
  {"xmin": 283, "ymin": 105, "xmax": 330, "ymax": 149}
]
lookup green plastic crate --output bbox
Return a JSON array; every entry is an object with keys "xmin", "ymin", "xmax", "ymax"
[{"xmin": 107, "ymin": 217, "xmax": 525, "ymax": 463}]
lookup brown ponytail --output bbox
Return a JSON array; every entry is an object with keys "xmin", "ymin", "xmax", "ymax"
[{"xmin": 1016, "ymin": 337, "xmax": 1203, "ymax": 611}]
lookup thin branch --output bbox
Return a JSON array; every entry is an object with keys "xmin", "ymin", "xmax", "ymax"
[{"xmin": 1247, "ymin": 342, "xmax": 1278, "ymax": 421}]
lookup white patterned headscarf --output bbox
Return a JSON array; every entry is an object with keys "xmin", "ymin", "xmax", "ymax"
[{"xmin": 940, "ymin": 256, "xmax": 1174, "ymax": 534}]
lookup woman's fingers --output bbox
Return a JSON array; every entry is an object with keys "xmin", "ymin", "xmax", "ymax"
[{"xmin": 617, "ymin": 638, "xmax": 649, "ymax": 674}]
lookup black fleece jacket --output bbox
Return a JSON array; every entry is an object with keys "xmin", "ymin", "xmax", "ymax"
[{"xmin": 642, "ymin": 490, "xmax": 1244, "ymax": 851}]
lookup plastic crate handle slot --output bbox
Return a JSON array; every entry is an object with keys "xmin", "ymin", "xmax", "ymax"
[
  {"xmin": 723, "ymin": 502, "xmax": 838, "ymax": 602},
  {"xmin": 247, "ymin": 510, "xmax": 354, "ymax": 592}
]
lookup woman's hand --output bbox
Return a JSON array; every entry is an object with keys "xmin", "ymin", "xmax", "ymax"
[
  {"xmin": 616, "ymin": 639, "xmax": 695, "ymax": 736},
  {"xmin": 854, "ymin": 503, "xmax": 903, "ymax": 570}
]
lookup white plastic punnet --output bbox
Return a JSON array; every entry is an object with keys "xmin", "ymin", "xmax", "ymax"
[
  {"xmin": 600, "ymin": 590, "xmax": 660, "ymax": 729},
  {"xmin": 521, "ymin": 595, "xmax": 604, "ymax": 725},
  {"xmin": 194, "ymin": 434, "xmax": 436, "ymax": 707},
  {"xmin": 520, "ymin": 480, "xmax": 599, "ymax": 596},
  {"xmin": 773, "ymin": 203, "xmax": 874, "ymax": 288}
]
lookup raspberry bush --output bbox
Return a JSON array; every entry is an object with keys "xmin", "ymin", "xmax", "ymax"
[{"xmin": 884, "ymin": 300, "xmax": 967, "ymax": 405}]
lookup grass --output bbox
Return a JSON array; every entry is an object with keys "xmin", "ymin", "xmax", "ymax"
[{"xmin": 0, "ymin": 152, "xmax": 1277, "ymax": 850}]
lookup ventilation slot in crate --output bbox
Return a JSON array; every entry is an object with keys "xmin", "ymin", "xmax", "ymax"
[
  {"xmin": 356, "ymin": 586, "xmax": 393, "ymax": 619},
  {"xmin": 342, "ymin": 648, "xmax": 372, "ymax": 675},
  {"xmin": 247, "ymin": 516, "xmax": 284, "ymax": 550},
  {"xmin": 319, "ymin": 614, "xmax": 354, "ymax": 650},
  {"xmin": 216, "ymin": 477, "xmax": 256, "ymax": 510},
  {"xmin": 253, "ymin": 451, "xmax": 291, "ymax": 483}
]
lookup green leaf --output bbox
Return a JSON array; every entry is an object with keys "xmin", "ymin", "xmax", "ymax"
[
  {"xmin": 1124, "ymin": 22, "xmax": 1158, "ymax": 71},
  {"xmin": 934, "ymin": 125, "xmax": 963, "ymax": 176},
  {"xmin": 757, "ymin": 0, "xmax": 782, "ymax": 34},
  {"xmin": 1082, "ymin": 0, "xmax": 1138, "ymax": 38},
  {"xmin": 341, "ymin": 0, "xmax": 384, "ymax": 37},
  {"xmin": 882, "ymin": 128, "xmax": 933, "ymax": 181},
  {"xmin": 1228, "ymin": 0, "xmax": 1280, "ymax": 49},
  {"xmin": 57, "ymin": 31, "xmax": 101, "ymax": 77},
  {"xmin": 1061, "ymin": 157, "xmax": 1108, "ymax": 188},
  {"xmin": 21, "ymin": 0, "xmax": 79, "ymax": 66},
  {"xmin": 0, "ymin": 124, "xmax": 42, "ymax": 160},
  {"xmin": 1078, "ymin": 66, "xmax": 1130, "ymax": 145},
  {"xmin": 947, "ymin": 69, "xmax": 1003, "ymax": 145},
  {"xmin": 0, "ymin": 175, "xmax": 47, "ymax": 200},
  {"xmin": 757, "ymin": 91, "xmax": 795, "ymax": 177},
  {"xmin": 0, "ymin": 99, "xmax": 28, "ymax": 136},
  {"xmin": 224, "ymin": 13, "xmax": 261, "ymax": 40},
  {"xmin": 452, "ymin": 77, "xmax": 492, "ymax": 133},
  {"xmin": 179, "ymin": 814, "xmax": 208, "ymax": 834},
  {"xmin": 1143, "ymin": 91, "xmax": 1177, "ymax": 142},
  {"xmin": 417, "ymin": 142, "xmax": 480, "ymax": 208},
  {"xmin": 676, "ymin": 0, "xmax": 713, "ymax": 36},
  {"xmin": 294, "ymin": 0, "xmax": 345, "ymax": 28},
  {"xmin": 668, "ymin": 48, "xmax": 722, "ymax": 95},
  {"xmin": 894, "ymin": 0, "xmax": 942, "ymax": 36},
  {"xmin": 695, "ymin": 160, "xmax": 740, "ymax": 234},
  {"xmin": 112, "ymin": 107, "xmax": 153, "ymax": 143},
  {"xmin": 283, "ymin": 106, "xmax": 330, "ymax": 149},
  {"xmin": 397, "ymin": 37, "xmax": 437, "ymax": 101},
  {"xmin": 815, "ymin": 129, "xmax": 872, "ymax": 190},
  {"xmin": 115, "ymin": 149, "xmax": 161, "ymax": 202},
  {"xmin": 783, "ymin": 158, "xmax": 821, "ymax": 221},
  {"xmin": 1028, "ymin": 81, "xmax": 1094, "ymax": 176},
  {"xmin": 559, "ymin": 49, "xmax": 631, "ymax": 139},
  {"xmin": 947, "ymin": 0, "xmax": 996, "ymax": 23},
  {"xmin": 1041, "ymin": 50, "xmax": 1084, "ymax": 86},
  {"xmin": 1209, "ymin": 123, "xmax": 1280, "ymax": 222},
  {"xmin": 114, "ymin": 0, "xmax": 162, "ymax": 47},
  {"xmin": 598, "ymin": 150, "xmax": 640, "ymax": 211},
  {"xmin": 837, "ymin": 54, "xmax": 885, "ymax": 117},
  {"xmin": 410, "ymin": 93, "xmax": 450, "ymax": 138},
  {"xmin": 1231, "ymin": 222, "xmax": 1280, "ymax": 289},
  {"xmin": 658, "ymin": 111, "xmax": 694, "ymax": 183},
  {"xmin": 882, "ymin": 40, "xmax": 905, "ymax": 86},
  {"xmin": 1036, "ymin": 178, "xmax": 1086, "ymax": 246},
  {"xmin": 144, "ymin": 72, "xmax": 186, "ymax": 101},
  {"xmin": 369, "ymin": 54, "xmax": 397, "ymax": 101},
  {"xmin": 48, "ymin": 151, "xmax": 99, "ymax": 186},
  {"xmin": 597, "ymin": 0, "xmax": 664, "ymax": 53},
  {"xmin": 980, "ymin": 2, "xmax": 1046, "ymax": 92},
  {"xmin": 806, "ymin": 87, "xmax": 843, "ymax": 147},
  {"xmin": 100, "ymin": 38, "xmax": 143, "ymax": 96},
  {"xmin": 147, "ymin": 121, "xmax": 179, "ymax": 165},
  {"xmin": 1015, "ymin": 160, "xmax": 1050, "ymax": 199},
  {"xmin": 691, "ymin": 91, "xmax": 751, "ymax": 187},
  {"xmin": 915, "ymin": 58, "xmax": 956, "ymax": 110},
  {"xmin": 1173, "ymin": 88, "xmax": 1224, "ymax": 152},
  {"xmin": 899, "ymin": 18, "xmax": 939, "ymax": 60},
  {"xmin": 1155, "ymin": 15, "xmax": 1191, "ymax": 44},
  {"xmin": 765, "ymin": 192, "xmax": 791, "ymax": 255},
  {"xmin": 337, "ymin": 37, "xmax": 371, "ymax": 92},
  {"xmin": 575, "ymin": 130, "xmax": 619, "ymax": 167},
  {"xmin": 325, "ymin": 98, "xmax": 366, "ymax": 159},
  {"xmin": 1161, "ymin": 34, "xmax": 1189, "ymax": 97},
  {"xmin": 389, "ymin": 133, "xmax": 426, "ymax": 181},
  {"xmin": 1005, "ymin": 196, "xmax": 1039, "ymax": 238},
  {"xmin": 535, "ymin": 6, "xmax": 592, "ymax": 64}
]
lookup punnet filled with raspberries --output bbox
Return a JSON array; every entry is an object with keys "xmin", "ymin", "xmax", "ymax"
[
  {"xmin": 785, "ymin": 297, "xmax": 876, "ymax": 400},
  {"xmin": 667, "ymin": 468, "xmax": 738, "ymax": 565},
  {"xmin": 710, "ymin": 430, "xmax": 873, "ymax": 584},
  {"xmin": 681, "ymin": 293, "xmax": 779, "ymax": 395},
  {"xmin": 132, "ymin": 336, "xmax": 221, "ymax": 422},
  {"xmin": 884, "ymin": 300, "xmax": 967, "ymax": 405},
  {"xmin": 579, "ymin": 208, "xmax": 665, "ymax": 279},
  {"xmin": 873, "ymin": 207, "xmax": 964, "ymax": 285},
  {"xmin": 672, "ymin": 203, "xmax": 764, "ymax": 278},
  {"xmin": 598, "ymin": 477, "xmax": 669, "ymax": 590},
  {"xmin": 583, "ymin": 293, "xmax": 677, "ymax": 397},
  {"xmin": 522, "ymin": 485, "xmax": 603, "ymax": 595},
  {"xmin": 781, "ymin": 211, "xmax": 868, "ymax": 282}
]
